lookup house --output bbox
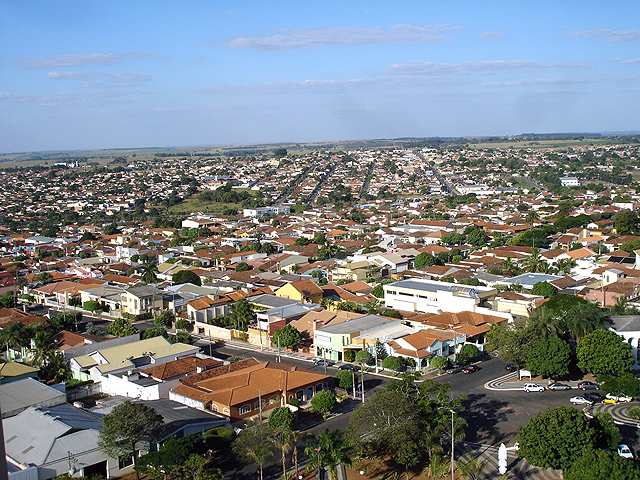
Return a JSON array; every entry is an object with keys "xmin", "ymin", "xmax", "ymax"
[
  {"xmin": 313, "ymin": 314, "xmax": 405, "ymax": 362},
  {"xmin": 387, "ymin": 328, "xmax": 465, "ymax": 369},
  {"xmin": 497, "ymin": 273, "xmax": 563, "ymax": 291},
  {"xmin": 383, "ymin": 278, "xmax": 498, "ymax": 315},
  {"xmin": 491, "ymin": 291, "xmax": 544, "ymax": 317},
  {"xmin": 275, "ymin": 279, "xmax": 323, "ymax": 304},
  {"xmin": 53, "ymin": 330, "xmax": 105, "ymax": 353},
  {"xmin": 69, "ymin": 336, "xmax": 200, "ymax": 381},
  {"xmin": 0, "ymin": 377, "xmax": 66, "ymax": 418},
  {"xmin": 169, "ymin": 359, "xmax": 330, "ymax": 419},
  {"xmin": 121, "ymin": 285, "xmax": 164, "ymax": 316},
  {"xmin": 0, "ymin": 361, "xmax": 39, "ymax": 384},
  {"xmin": 609, "ymin": 316, "xmax": 640, "ymax": 369},
  {"xmin": 79, "ymin": 285, "xmax": 125, "ymax": 313},
  {"xmin": 100, "ymin": 356, "xmax": 221, "ymax": 400},
  {"xmin": 256, "ymin": 303, "xmax": 322, "ymax": 335},
  {"xmin": 3, "ymin": 404, "xmax": 131, "ymax": 480},
  {"xmin": 186, "ymin": 295, "xmax": 231, "ymax": 323}
]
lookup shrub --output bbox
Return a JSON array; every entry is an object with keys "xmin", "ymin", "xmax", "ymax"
[
  {"xmin": 174, "ymin": 318, "xmax": 193, "ymax": 332},
  {"xmin": 381, "ymin": 356, "xmax": 404, "ymax": 372},
  {"xmin": 83, "ymin": 300, "xmax": 100, "ymax": 311},
  {"xmin": 142, "ymin": 326, "xmax": 167, "ymax": 340},
  {"xmin": 310, "ymin": 390, "xmax": 336, "ymax": 414},
  {"xmin": 430, "ymin": 356, "xmax": 448, "ymax": 370},
  {"xmin": 204, "ymin": 426, "xmax": 236, "ymax": 451},
  {"xmin": 335, "ymin": 370, "xmax": 356, "ymax": 389},
  {"xmin": 288, "ymin": 397, "xmax": 300, "ymax": 407},
  {"xmin": 267, "ymin": 407, "xmax": 295, "ymax": 430},
  {"xmin": 628, "ymin": 407, "xmax": 640, "ymax": 420},
  {"xmin": 343, "ymin": 349, "xmax": 355, "ymax": 362},
  {"xmin": 355, "ymin": 350, "xmax": 373, "ymax": 365},
  {"xmin": 456, "ymin": 344, "xmax": 481, "ymax": 364}
]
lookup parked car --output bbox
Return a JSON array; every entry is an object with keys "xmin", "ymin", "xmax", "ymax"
[
  {"xmin": 314, "ymin": 359, "xmax": 333, "ymax": 366},
  {"xmin": 584, "ymin": 392, "xmax": 605, "ymax": 403},
  {"xmin": 570, "ymin": 396, "xmax": 594, "ymax": 405},
  {"xmin": 548, "ymin": 382, "xmax": 571, "ymax": 391},
  {"xmin": 618, "ymin": 444, "xmax": 634, "ymax": 460},
  {"xmin": 524, "ymin": 383, "xmax": 546, "ymax": 392},
  {"xmin": 462, "ymin": 365, "xmax": 479, "ymax": 374},
  {"xmin": 578, "ymin": 381, "xmax": 600, "ymax": 390},
  {"xmin": 444, "ymin": 364, "xmax": 465, "ymax": 374},
  {"xmin": 604, "ymin": 398, "xmax": 617, "ymax": 404},
  {"xmin": 505, "ymin": 363, "xmax": 517, "ymax": 371},
  {"xmin": 338, "ymin": 364, "xmax": 357, "ymax": 371},
  {"xmin": 606, "ymin": 392, "xmax": 633, "ymax": 403}
]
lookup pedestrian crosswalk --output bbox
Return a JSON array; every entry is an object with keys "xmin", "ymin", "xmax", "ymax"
[{"xmin": 456, "ymin": 441, "xmax": 563, "ymax": 480}]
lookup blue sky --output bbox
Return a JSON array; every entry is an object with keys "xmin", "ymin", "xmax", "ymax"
[{"xmin": 1, "ymin": 1, "xmax": 639, "ymax": 153}]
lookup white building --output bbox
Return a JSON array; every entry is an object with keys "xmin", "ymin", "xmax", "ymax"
[
  {"xmin": 383, "ymin": 278, "xmax": 503, "ymax": 316},
  {"xmin": 560, "ymin": 176, "xmax": 580, "ymax": 187},
  {"xmin": 243, "ymin": 206, "xmax": 291, "ymax": 218}
]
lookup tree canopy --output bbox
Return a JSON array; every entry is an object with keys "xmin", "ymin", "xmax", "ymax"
[
  {"xmin": 172, "ymin": 269, "xmax": 201, "ymax": 286},
  {"xmin": 99, "ymin": 401, "xmax": 164, "ymax": 479},
  {"xmin": 577, "ymin": 329, "xmax": 634, "ymax": 376},
  {"xmin": 526, "ymin": 337, "xmax": 571, "ymax": 378},
  {"xmin": 564, "ymin": 449, "xmax": 640, "ymax": 480},
  {"xmin": 271, "ymin": 324, "xmax": 302, "ymax": 348}
]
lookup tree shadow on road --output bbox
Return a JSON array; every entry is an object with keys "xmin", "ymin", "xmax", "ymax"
[{"xmin": 461, "ymin": 393, "xmax": 513, "ymax": 445}]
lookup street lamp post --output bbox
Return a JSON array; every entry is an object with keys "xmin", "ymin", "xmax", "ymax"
[
  {"xmin": 450, "ymin": 409, "xmax": 454, "ymax": 480},
  {"xmin": 258, "ymin": 388, "xmax": 266, "ymax": 423}
]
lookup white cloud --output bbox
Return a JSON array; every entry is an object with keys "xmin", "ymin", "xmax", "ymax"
[
  {"xmin": 614, "ymin": 58, "xmax": 640, "ymax": 64},
  {"xmin": 482, "ymin": 76, "xmax": 635, "ymax": 87},
  {"xmin": 224, "ymin": 24, "xmax": 461, "ymax": 51},
  {"xmin": 479, "ymin": 31, "xmax": 506, "ymax": 40},
  {"xmin": 569, "ymin": 29, "xmax": 640, "ymax": 42},
  {"xmin": 16, "ymin": 53, "xmax": 155, "ymax": 69},
  {"xmin": 46, "ymin": 71, "xmax": 108, "ymax": 80},
  {"xmin": 381, "ymin": 60, "xmax": 589, "ymax": 76}
]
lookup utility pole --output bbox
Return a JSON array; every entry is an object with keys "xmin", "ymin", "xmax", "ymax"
[
  {"xmin": 258, "ymin": 389, "xmax": 266, "ymax": 423},
  {"xmin": 450, "ymin": 409, "xmax": 455, "ymax": 480}
]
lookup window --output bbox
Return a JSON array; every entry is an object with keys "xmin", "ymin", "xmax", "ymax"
[
  {"xmin": 118, "ymin": 455, "xmax": 133, "ymax": 469},
  {"xmin": 269, "ymin": 395, "xmax": 279, "ymax": 404},
  {"xmin": 240, "ymin": 404, "xmax": 251, "ymax": 415},
  {"xmin": 210, "ymin": 404, "xmax": 218, "ymax": 412},
  {"xmin": 316, "ymin": 383, "xmax": 323, "ymax": 392},
  {"xmin": 223, "ymin": 407, "xmax": 229, "ymax": 415}
]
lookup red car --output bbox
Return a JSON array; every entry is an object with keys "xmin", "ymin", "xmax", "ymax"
[{"xmin": 463, "ymin": 365, "xmax": 479, "ymax": 374}]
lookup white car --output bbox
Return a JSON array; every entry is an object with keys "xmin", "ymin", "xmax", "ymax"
[
  {"xmin": 606, "ymin": 392, "xmax": 633, "ymax": 403},
  {"xmin": 570, "ymin": 396, "xmax": 594, "ymax": 405},
  {"xmin": 618, "ymin": 444, "xmax": 634, "ymax": 460},
  {"xmin": 524, "ymin": 383, "xmax": 545, "ymax": 393}
]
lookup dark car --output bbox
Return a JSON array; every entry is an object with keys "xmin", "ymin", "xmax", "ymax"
[
  {"xmin": 548, "ymin": 382, "xmax": 571, "ymax": 391},
  {"xmin": 338, "ymin": 364, "xmax": 357, "ymax": 371},
  {"xmin": 314, "ymin": 359, "xmax": 334, "ymax": 367},
  {"xmin": 462, "ymin": 365, "xmax": 479, "ymax": 374},
  {"xmin": 578, "ymin": 381, "xmax": 600, "ymax": 390},
  {"xmin": 584, "ymin": 392, "xmax": 605, "ymax": 403},
  {"xmin": 505, "ymin": 363, "xmax": 517, "ymax": 371},
  {"xmin": 444, "ymin": 364, "xmax": 465, "ymax": 374}
]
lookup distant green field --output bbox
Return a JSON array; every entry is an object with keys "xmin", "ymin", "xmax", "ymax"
[
  {"xmin": 167, "ymin": 189, "xmax": 258, "ymax": 214},
  {"xmin": 468, "ymin": 138, "xmax": 617, "ymax": 150}
]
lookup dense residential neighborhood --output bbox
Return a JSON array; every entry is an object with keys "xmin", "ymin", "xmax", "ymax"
[{"xmin": 3, "ymin": 137, "xmax": 640, "ymax": 479}]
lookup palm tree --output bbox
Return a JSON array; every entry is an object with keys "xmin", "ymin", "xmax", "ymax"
[
  {"xmin": 304, "ymin": 429, "xmax": 352, "ymax": 480},
  {"xmin": 456, "ymin": 452, "xmax": 489, "ymax": 480},
  {"xmin": 501, "ymin": 256, "xmax": 521, "ymax": 277},
  {"xmin": 140, "ymin": 259, "xmax": 159, "ymax": 284},
  {"xmin": 41, "ymin": 353, "xmax": 71, "ymax": 384},
  {"xmin": 30, "ymin": 330, "xmax": 56, "ymax": 367},
  {"xmin": 0, "ymin": 321, "xmax": 28, "ymax": 359},
  {"xmin": 273, "ymin": 428, "xmax": 294, "ymax": 480},
  {"xmin": 523, "ymin": 248, "xmax": 546, "ymax": 273}
]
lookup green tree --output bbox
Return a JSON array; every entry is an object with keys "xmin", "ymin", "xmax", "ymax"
[
  {"xmin": 485, "ymin": 317, "xmax": 536, "ymax": 372},
  {"xmin": 172, "ymin": 269, "xmax": 201, "ymax": 286},
  {"xmin": 40, "ymin": 352, "xmax": 71, "ymax": 384},
  {"xmin": 267, "ymin": 406, "xmax": 295, "ymax": 430},
  {"xmin": 142, "ymin": 326, "xmax": 167, "ymax": 340},
  {"xmin": 235, "ymin": 262, "xmax": 251, "ymax": 272},
  {"xmin": 304, "ymin": 429, "xmax": 352, "ymax": 480},
  {"xmin": 174, "ymin": 318, "xmax": 193, "ymax": 331},
  {"xmin": 564, "ymin": 449, "xmax": 640, "ymax": 480},
  {"xmin": 335, "ymin": 370, "xmax": 356, "ymax": 389},
  {"xmin": 310, "ymin": 390, "xmax": 336, "ymax": 414},
  {"xmin": 466, "ymin": 227, "xmax": 488, "ymax": 247},
  {"xmin": 530, "ymin": 281, "xmax": 557, "ymax": 297},
  {"xmin": 204, "ymin": 426, "xmax": 236, "ymax": 451},
  {"xmin": 98, "ymin": 400, "xmax": 164, "ymax": 480},
  {"xmin": 232, "ymin": 423, "xmax": 277, "ymax": 480},
  {"xmin": 271, "ymin": 324, "xmax": 302, "ymax": 348},
  {"xmin": 516, "ymin": 406, "xmax": 596, "ymax": 470},
  {"xmin": 456, "ymin": 344, "xmax": 480, "ymax": 364},
  {"xmin": 382, "ymin": 356, "xmax": 404, "ymax": 371},
  {"xmin": 371, "ymin": 284, "xmax": 384, "ymax": 298},
  {"xmin": 0, "ymin": 321, "xmax": 28, "ymax": 357},
  {"xmin": 414, "ymin": 252, "xmax": 437, "ymax": 269},
  {"xmin": 526, "ymin": 337, "xmax": 571, "ymax": 378},
  {"xmin": 154, "ymin": 309, "xmax": 174, "ymax": 328},
  {"xmin": 523, "ymin": 248, "xmax": 547, "ymax": 273},
  {"xmin": 429, "ymin": 355, "xmax": 448, "ymax": 370},
  {"xmin": 83, "ymin": 300, "xmax": 100, "ymax": 311},
  {"xmin": 107, "ymin": 318, "xmax": 139, "ymax": 337},
  {"xmin": 613, "ymin": 209, "xmax": 639, "ymax": 235},
  {"xmin": 577, "ymin": 329, "xmax": 634, "ymax": 376},
  {"xmin": 591, "ymin": 412, "xmax": 623, "ymax": 450},
  {"xmin": 355, "ymin": 350, "xmax": 373, "ymax": 365},
  {"xmin": 228, "ymin": 298, "xmax": 255, "ymax": 331},
  {"xmin": 140, "ymin": 259, "xmax": 159, "ymax": 284},
  {"xmin": 598, "ymin": 372, "xmax": 640, "ymax": 397}
]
